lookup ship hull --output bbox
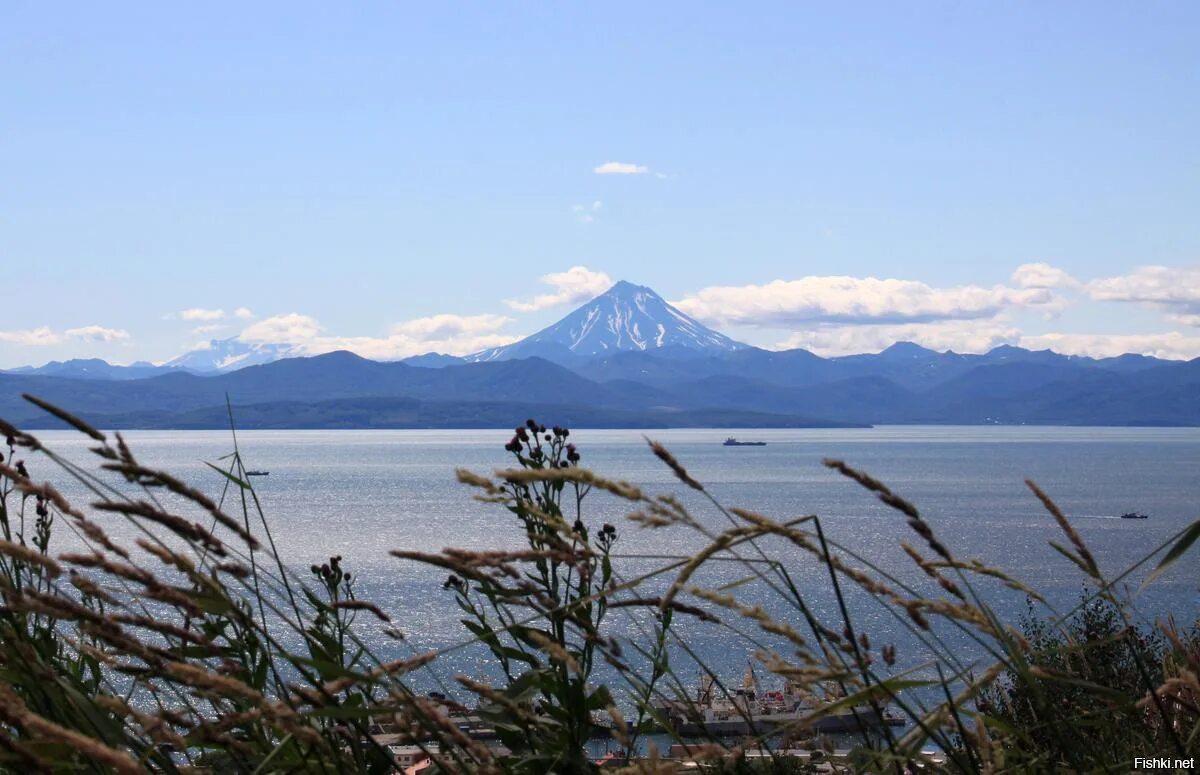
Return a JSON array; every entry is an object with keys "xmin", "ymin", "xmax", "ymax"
[{"xmin": 657, "ymin": 709, "xmax": 899, "ymax": 737}]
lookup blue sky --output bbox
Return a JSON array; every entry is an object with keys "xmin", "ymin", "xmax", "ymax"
[{"xmin": 3, "ymin": 2, "xmax": 1199, "ymax": 366}]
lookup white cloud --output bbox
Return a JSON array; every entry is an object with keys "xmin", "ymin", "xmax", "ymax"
[
  {"xmin": 1019, "ymin": 331, "xmax": 1200, "ymax": 360},
  {"xmin": 1086, "ymin": 265, "xmax": 1200, "ymax": 326},
  {"xmin": 677, "ymin": 264, "xmax": 1200, "ymax": 359},
  {"xmin": 180, "ymin": 308, "xmax": 226, "ymax": 321},
  {"xmin": 774, "ymin": 322, "xmax": 1200, "ymax": 360},
  {"xmin": 777, "ymin": 320, "xmax": 1021, "ymax": 357},
  {"xmin": 238, "ymin": 313, "xmax": 323, "ymax": 344},
  {"xmin": 65, "ymin": 325, "xmax": 131, "ymax": 343},
  {"xmin": 391, "ymin": 314, "xmax": 512, "ymax": 341},
  {"xmin": 1011, "ymin": 262, "xmax": 1080, "ymax": 290},
  {"xmin": 674, "ymin": 275, "xmax": 1061, "ymax": 328},
  {"xmin": 0, "ymin": 327, "xmax": 61, "ymax": 346},
  {"xmin": 234, "ymin": 307, "xmax": 254, "ymax": 319},
  {"xmin": 594, "ymin": 161, "xmax": 649, "ymax": 175},
  {"xmin": 234, "ymin": 313, "xmax": 519, "ymax": 360},
  {"xmin": 0, "ymin": 324, "xmax": 130, "ymax": 347},
  {"xmin": 572, "ymin": 201, "xmax": 603, "ymax": 223},
  {"xmin": 310, "ymin": 331, "xmax": 517, "ymax": 360},
  {"xmin": 505, "ymin": 266, "xmax": 614, "ymax": 312}
]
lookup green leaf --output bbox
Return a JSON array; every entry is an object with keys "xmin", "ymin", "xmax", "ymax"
[
  {"xmin": 187, "ymin": 591, "xmax": 235, "ymax": 616},
  {"xmin": 204, "ymin": 461, "xmax": 250, "ymax": 489},
  {"xmin": 717, "ymin": 574, "xmax": 758, "ymax": 592},
  {"xmin": 586, "ymin": 685, "xmax": 614, "ymax": 711},
  {"xmin": 1143, "ymin": 518, "xmax": 1200, "ymax": 588},
  {"xmin": 1048, "ymin": 541, "xmax": 1093, "ymax": 577},
  {"xmin": 292, "ymin": 654, "xmax": 353, "ymax": 681},
  {"xmin": 501, "ymin": 646, "xmax": 539, "ymax": 667}
]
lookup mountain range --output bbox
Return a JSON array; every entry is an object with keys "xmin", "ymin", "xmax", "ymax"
[{"xmin": 3, "ymin": 281, "xmax": 1198, "ymax": 429}]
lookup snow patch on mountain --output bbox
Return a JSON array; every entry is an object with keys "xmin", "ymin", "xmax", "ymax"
[
  {"xmin": 467, "ymin": 281, "xmax": 746, "ymax": 361},
  {"xmin": 163, "ymin": 338, "xmax": 306, "ymax": 373}
]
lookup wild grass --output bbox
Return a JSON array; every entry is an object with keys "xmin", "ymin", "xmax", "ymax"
[{"xmin": 0, "ymin": 395, "xmax": 1195, "ymax": 773}]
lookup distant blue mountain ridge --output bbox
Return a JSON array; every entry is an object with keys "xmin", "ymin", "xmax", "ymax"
[{"xmin": 2, "ymin": 281, "xmax": 1196, "ymax": 427}]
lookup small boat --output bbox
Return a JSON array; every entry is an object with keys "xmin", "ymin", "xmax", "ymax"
[
  {"xmin": 723, "ymin": 437, "xmax": 766, "ymax": 447},
  {"xmin": 1120, "ymin": 511, "xmax": 1148, "ymax": 520},
  {"xmin": 245, "ymin": 470, "xmax": 270, "ymax": 477}
]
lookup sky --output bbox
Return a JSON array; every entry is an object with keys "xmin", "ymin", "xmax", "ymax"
[{"xmin": 3, "ymin": 2, "xmax": 1199, "ymax": 367}]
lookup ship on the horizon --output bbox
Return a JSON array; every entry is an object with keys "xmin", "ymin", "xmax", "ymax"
[
  {"xmin": 650, "ymin": 663, "xmax": 902, "ymax": 737},
  {"xmin": 723, "ymin": 437, "xmax": 767, "ymax": 447}
]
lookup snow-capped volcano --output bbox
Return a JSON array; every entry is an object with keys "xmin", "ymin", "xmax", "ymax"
[
  {"xmin": 163, "ymin": 337, "xmax": 305, "ymax": 373},
  {"xmin": 469, "ymin": 281, "xmax": 746, "ymax": 362}
]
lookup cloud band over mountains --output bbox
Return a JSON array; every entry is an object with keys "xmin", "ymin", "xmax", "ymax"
[
  {"xmin": 0, "ymin": 325, "xmax": 131, "ymax": 347},
  {"xmin": 669, "ymin": 263, "xmax": 1200, "ymax": 359},
  {"xmin": 1086, "ymin": 265, "xmax": 1200, "ymax": 326},
  {"xmin": 205, "ymin": 263, "xmax": 1200, "ymax": 362},
  {"xmin": 234, "ymin": 312, "xmax": 517, "ymax": 361},
  {"xmin": 671, "ymin": 270, "xmax": 1063, "ymax": 328},
  {"xmin": 6, "ymin": 263, "xmax": 1199, "ymax": 364}
]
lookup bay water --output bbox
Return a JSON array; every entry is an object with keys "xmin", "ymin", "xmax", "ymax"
[{"xmin": 23, "ymin": 426, "xmax": 1200, "ymax": 704}]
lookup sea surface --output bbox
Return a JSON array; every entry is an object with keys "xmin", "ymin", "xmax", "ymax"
[{"xmin": 19, "ymin": 426, "xmax": 1200, "ymax": 702}]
